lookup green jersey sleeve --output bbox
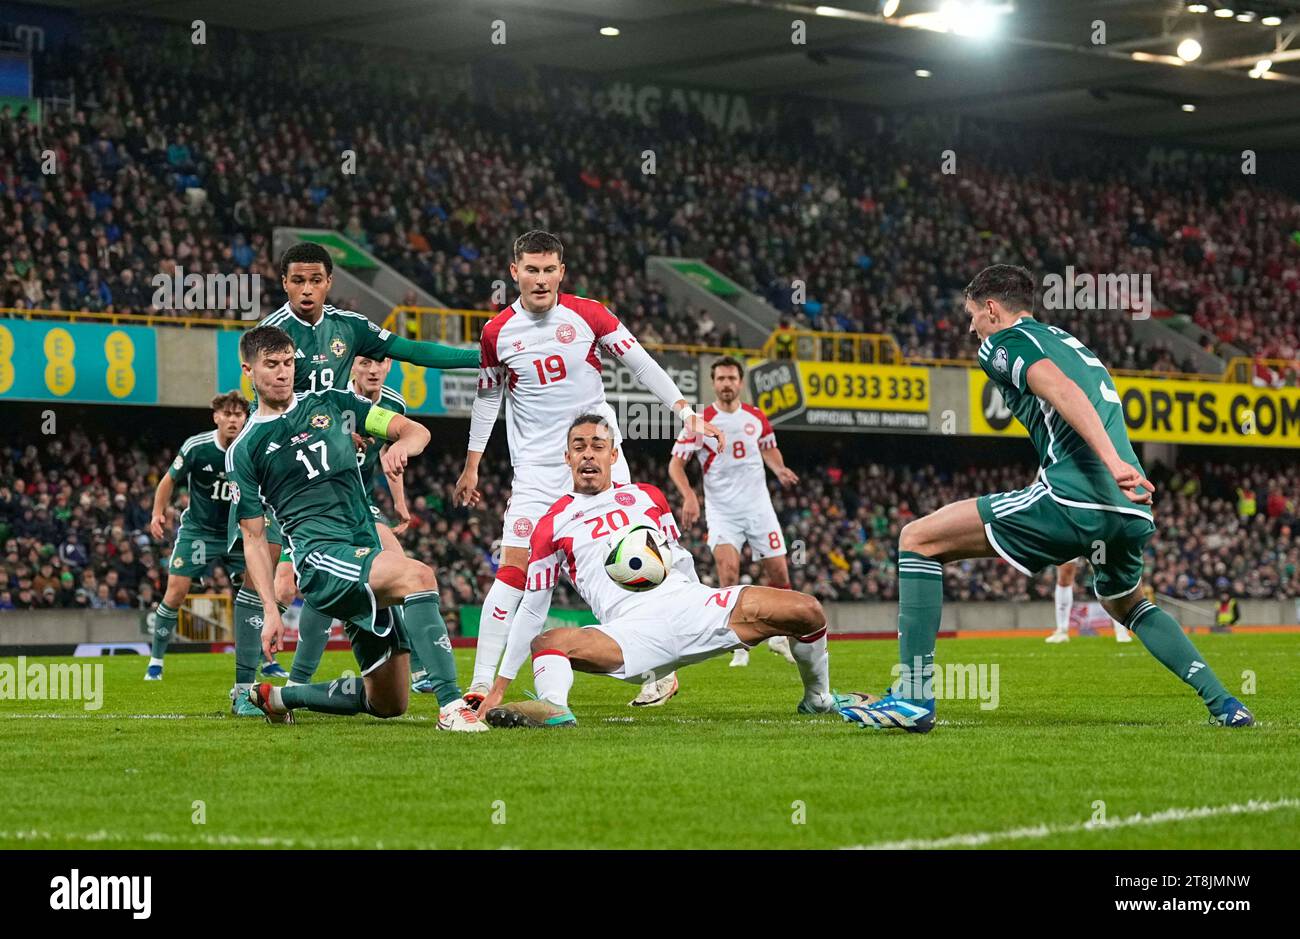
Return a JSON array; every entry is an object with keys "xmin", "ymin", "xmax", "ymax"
[
  {"xmin": 353, "ymin": 315, "xmax": 399, "ymax": 360},
  {"xmin": 167, "ymin": 446, "xmax": 190, "ymax": 482},
  {"xmin": 979, "ymin": 328, "xmax": 1049, "ymax": 394},
  {"xmin": 227, "ymin": 435, "xmax": 265, "ymax": 523}
]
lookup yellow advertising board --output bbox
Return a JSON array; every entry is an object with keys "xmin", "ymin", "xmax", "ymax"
[
  {"xmin": 969, "ymin": 370, "xmax": 1300, "ymax": 447},
  {"xmin": 748, "ymin": 359, "xmax": 932, "ymax": 431}
]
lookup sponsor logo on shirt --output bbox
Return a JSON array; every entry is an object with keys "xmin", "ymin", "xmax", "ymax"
[
  {"xmin": 290, "ymin": 431, "xmax": 313, "ymax": 445},
  {"xmin": 512, "ymin": 339, "xmax": 525, "ymax": 352}
]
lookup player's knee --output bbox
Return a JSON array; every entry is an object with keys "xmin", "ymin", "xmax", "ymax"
[
  {"xmin": 898, "ymin": 520, "xmax": 922, "ymax": 554},
  {"xmin": 793, "ymin": 592, "xmax": 825, "ymax": 633},
  {"xmin": 531, "ymin": 630, "xmax": 574, "ymax": 656},
  {"xmin": 368, "ymin": 695, "xmax": 407, "ymax": 719},
  {"xmin": 407, "ymin": 560, "xmax": 437, "ymax": 594}
]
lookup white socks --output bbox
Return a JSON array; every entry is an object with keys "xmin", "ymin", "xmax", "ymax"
[
  {"xmin": 532, "ymin": 650, "xmax": 573, "ymax": 708},
  {"xmin": 792, "ymin": 629, "xmax": 829, "ymax": 698},
  {"xmin": 472, "ymin": 570, "xmax": 525, "ymax": 688},
  {"xmin": 1054, "ymin": 583, "xmax": 1073, "ymax": 634}
]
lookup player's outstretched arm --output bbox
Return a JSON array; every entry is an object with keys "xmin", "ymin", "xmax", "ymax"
[
  {"xmin": 149, "ymin": 472, "xmax": 176, "ymax": 541},
  {"xmin": 666, "ymin": 455, "xmax": 701, "ymax": 529},
  {"xmin": 239, "ymin": 515, "xmax": 284, "ymax": 656},
  {"xmin": 476, "ymin": 585, "xmax": 554, "ymax": 715},
  {"xmin": 609, "ymin": 329, "xmax": 727, "ymax": 449},
  {"xmin": 385, "ymin": 335, "xmax": 480, "ymax": 370},
  {"xmin": 1026, "ymin": 359, "xmax": 1154, "ymax": 504},
  {"xmin": 760, "ymin": 446, "xmax": 799, "ymax": 487}
]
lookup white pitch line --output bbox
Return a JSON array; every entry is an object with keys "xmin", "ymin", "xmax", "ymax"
[
  {"xmin": 842, "ymin": 797, "xmax": 1300, "ymax": 850},
  {"xmin": 0, "ymin": 828, "xmax": 387, "ymax": 849}
]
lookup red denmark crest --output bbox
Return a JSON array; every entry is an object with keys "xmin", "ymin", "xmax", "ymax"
[
  {"xmin": 513, "ymin": 518, "xmax": 533, "ymax": 538},
  {"xmin": 555, "ymin": 324, "xmax": 576, "ymax": 344},
  {"xmin": 614, "ymin": 492, "xmax": 636, "ymax": 506},
  {"xmin": 744, "ymin": 422, "xmax": 757, "ymax": 435}
]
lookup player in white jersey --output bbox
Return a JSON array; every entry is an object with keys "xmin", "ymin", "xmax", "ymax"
[
  {"xmin": 454, "ymin": 230, "xmax": 724, "ymax": 711},
  {"xmin": 474, "ymin": 414, "xmax": 847, "ymax": 728},
  {"xmin": 669, "ymin": 356, "xmax": 802, "ymax": 667},
  {"xmin": 1046, "ymin": 558, "xmax": 1132, "ymax": 644}
]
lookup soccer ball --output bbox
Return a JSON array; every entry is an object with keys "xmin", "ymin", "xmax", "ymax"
[{"xmin": 604, "ymin": 525, "xmax": 671, "ymax": 592}]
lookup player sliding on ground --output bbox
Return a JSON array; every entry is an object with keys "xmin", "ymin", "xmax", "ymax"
[
  {"xmin": 229, "ymin": 325, "xmax": 485, "ymax": 731},
  {"xmin": 455, "ymin": 230, "xmax": 724, "ymax": 711},
  {"xmin": 839, "ymin": 264, "xmax": 1254, "ymax": 732},
  {"xmin": 668, "ymin": 355, "xmax": 801, "ymax": 667},
  {"xmin": 474, "ymin": 415, "xmax": 854, "ymax": 728}
]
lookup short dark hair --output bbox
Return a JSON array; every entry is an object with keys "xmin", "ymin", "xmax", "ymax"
[
  {"xmin": 711, "ymin": 356, "xmax": 744, "ymax": 379},
  {"xmin": 239, "ymin": 324, "xmax": 295, "ymax": 364},
  {"xmin": 279, "ymin": 241, "xmax": 333, "ymax": 279},
  {"xmin": 513, "ymin": 230, "xmax": 564, "ymax": 263},
  {"xmin": 211, "ymin": 390, "xmax": 249, "ymax": 414},
  {"xmin": 567, "ymin": 413, "xmax": 613, "ymax": 440},
  {"xmin": 965, "ymin": 264, "xmax": 1035, "ymax": 315}
]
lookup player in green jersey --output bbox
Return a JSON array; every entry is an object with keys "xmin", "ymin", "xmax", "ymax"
[
  {"xmin": 230, "ymin": 325, "xmax": 485, "ymax": 731},
  {"xmin": 258, "ymin": 241, "xmax": 478, "ymax": 396},
  {"xmin": 249, "ymin": 241, "xmax": 478, "ymax": 696},
  {"xmin": 840, "ymin": 264, "xmax": 1254, "ymax": 732},
  {"xmin": 145, "ymin": 392, "xmax": 283, "ymax": 688},
  {"xmin": 287, "ymin": 352, "xmax": 465, "ymax": 708}
]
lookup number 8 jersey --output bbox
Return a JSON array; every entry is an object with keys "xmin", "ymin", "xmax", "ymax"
[{"xmin": 671, "ymin": 402, "xmax": 778, "ymax": 519}]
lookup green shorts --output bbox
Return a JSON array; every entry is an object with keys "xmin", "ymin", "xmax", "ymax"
[
  {"xmin": 295, "ymin": 538, "xmax": 384, "ymax": 634},
  {"xmin": 976, "ymin": 482, "xmax": 1155, "ymax": 600},
  {"xmin": 368, "ymin": 504, "xmax": 393, "ymax": 528},
  {"xmin": 346, "ymin": 606, "xmax": 410, "ymax": 675},
  {"xmin": 168, "ymin": 523, "xmax": 245, "ymax": 579}
]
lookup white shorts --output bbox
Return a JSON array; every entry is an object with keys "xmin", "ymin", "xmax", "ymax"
[
  {"xmin": 501, "ymin": 456, "xmax": 631, "ymax": 549},
  {"xmin": 590, "ymin": 581, "xmax": 750, "ymax": 683},
  {"xmin": 706, "ymin": 502, "xmax": 787, "ymax": 559}
]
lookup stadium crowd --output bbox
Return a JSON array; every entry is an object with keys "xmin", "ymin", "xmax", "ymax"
[
  {"xmin": 3, "ymin": 425, "xmax": 1297, "ymax": 626},
  {"xmin": 3, "ymin": 19, "xmax": 1298, "ymax": 371}
]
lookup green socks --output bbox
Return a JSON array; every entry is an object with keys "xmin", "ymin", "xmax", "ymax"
[
  {"xmin": 280, "ymin": 678, "xmax": 369, "ymax": 715},
  {"xmin": 151, "ymin": 602, "xmax": 179, "ymax": 659},
  {"xmin": 290, "ymin": 604, "xmax": 334, "ymax": 684},
  {"xmin": 1125, "ymin": 599, "xmax": 1231, "ymax": 713},
  {"xmin": 401, "ymin": 591, "xmax": 460, "ymax": 706},
  {"xmin": 896, "ymin": 552, "xmax": 944, "ymax": 701},
  {"xmin": 233, "ymin": 589, "xmax": 263, "ymax": 686}
]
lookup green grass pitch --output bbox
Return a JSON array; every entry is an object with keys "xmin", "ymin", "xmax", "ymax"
[{"xmin": 1, "ymin": 634, "xmax": 1297, "ymax": 849}]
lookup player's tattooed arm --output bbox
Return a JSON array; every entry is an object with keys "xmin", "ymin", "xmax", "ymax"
[
  {"xmin": 1026, "ymin": 359, "xmax": 1154, "ymax": 504},
  {"xmin": 149, "ymin": 472, "xmax": 176, "ymax": 541}
]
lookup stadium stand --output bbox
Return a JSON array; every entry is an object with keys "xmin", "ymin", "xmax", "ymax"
[{"xmin": 3, "ymin": 18, "xmax": 1298, "ymax": 369}]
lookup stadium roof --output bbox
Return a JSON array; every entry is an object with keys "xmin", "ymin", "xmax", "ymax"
[{"xmin": 53, "ymin": 0, "xmax": 1300, "ymax": 150}]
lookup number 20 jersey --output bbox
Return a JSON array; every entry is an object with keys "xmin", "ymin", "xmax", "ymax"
[{"xmin": 526, "ymin": 482, "xmax": 693, "ymax": 624}]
